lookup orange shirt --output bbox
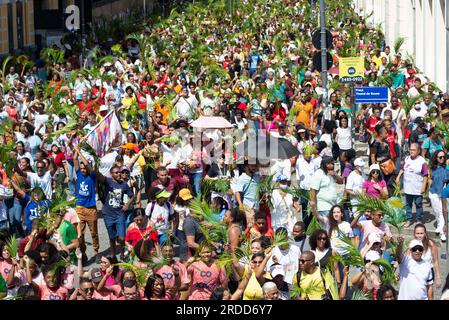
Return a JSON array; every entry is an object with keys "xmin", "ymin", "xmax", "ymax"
[{"xmin": 294, "ymin": 101, "xmax": 314, "ymax": 126}]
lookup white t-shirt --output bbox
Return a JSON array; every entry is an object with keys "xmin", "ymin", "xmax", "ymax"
[
  {"xmin": 271, "ymin": 189, "xmax": 297, "ymax": 231},
  {"xmin": 145, "ymin": 202, "xmax": 174, "ymax": 235},
  {"xmin": 295, "ymin": 157, "xmax": 315, "ymax": 190},
  {"xmin": 27, "ymin": 171, "xmax": 53, "ymax": 199},
  {"xmin": 319, "ymin": 133, "xmax": 333, "ymax": 157},
  {"xmin": 266, "ymin": 245, "xmax": 300, "ymax": 285},
  {"xmin": 336, "ymin": 127, "xmax": 352, "ymax": 150},
  {"xmin": 398, "ymin": 255, "xmax": 433, "ymax": 300},
  {"xmin": 403, "ymin": 156, "xmax": 427, "ymax": 195},
  {"xmin": 345, "ymin": 171, "xmax": 365, "ymax": 206}
]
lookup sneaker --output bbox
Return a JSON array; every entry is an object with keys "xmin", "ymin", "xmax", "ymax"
[
  {"xmin": 403, "ymin": 221, "xmax": 413, "ymax": 228},
  {"xmin": 441, "ymin": 233, "xmax": 447, "ymax": 242}
]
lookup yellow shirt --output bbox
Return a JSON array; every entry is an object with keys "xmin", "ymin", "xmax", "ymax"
[
  {"xmin": 242, "ymin": 270, "xmax": 263, "ymax": 300},
  {"xmin": 294, "ymin": 101, "xmax": 314, "ymax": 127},
  {"xmin": 292, "ymin": 268, "xmax": 339, "ymax": 300}
]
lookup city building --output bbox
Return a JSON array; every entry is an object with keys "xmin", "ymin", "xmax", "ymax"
[
  {"xmin": 353, "ymin": 0, "xmax": 449, "ymax": 92},
  {"xmin": 0, "ymin": 0, "xmax": 35, "ymax": 55}
]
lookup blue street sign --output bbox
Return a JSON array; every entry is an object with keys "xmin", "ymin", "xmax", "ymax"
[{"xmin": 354, "ymin": 87, "xmax": 389, "ymax": 103}]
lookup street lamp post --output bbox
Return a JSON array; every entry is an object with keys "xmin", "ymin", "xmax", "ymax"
[{"xmin": 319, "ymin": 0, "xmax": 330, "ymax": 120}]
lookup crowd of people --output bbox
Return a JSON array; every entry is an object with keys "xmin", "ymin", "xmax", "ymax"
[{"xmin": 1, "ymin": 0, "xmax": 449, "ymax": 300}]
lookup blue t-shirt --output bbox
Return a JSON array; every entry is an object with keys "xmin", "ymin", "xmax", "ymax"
[
  {"xmin": 102, "ymin": 177, "xmax": 133, "ymax": 218},
  {"xmin": 430, "ymin": 166, "xmax": 449, "ymax": 195},
  {"xmin": 23, "ymin": 194, "xmax": 51, "ymax": 233},
  {"xmin": 75, "ymin": 170, "xmax": 97, "ymax": 208}
]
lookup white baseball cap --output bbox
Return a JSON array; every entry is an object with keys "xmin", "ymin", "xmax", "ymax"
[
  {"xmin": 354, "ymin": 158, "xmax": 365, "ymax": 168},
  {"xmin": 270, "ymin": 264, "xmax": 285, "ymax": 278},
  {"xmin": 409, "ymin": 239, "xmax": 424, "ymax": 249},
  {"xmin": 369, "ymin": 163, "xmax": 381, "ymax": 173}
]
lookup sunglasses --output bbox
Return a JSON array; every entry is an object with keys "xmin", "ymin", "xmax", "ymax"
[
  {"xmin": 121, "ymin": 171, "xmax": 130, "ymax": 174},
  {"xmin": 36, "ymin": 166, "xmax": 45, "ymax": 169},
  {"xmin": 82, "ymin": 287, "xmax": 95, "ymax": 293},
  {"xmin": 411, "ymin": 246, "xmax": 424, "ymax": 252},
  {"xmin": 318, "ymin": 237, "xmax": 328, "ymax": 241},
  {"xmin": 438, "ymin": 156, "xmax": 445, "ymax": 159},
  {"xmin": 371, "ymin": 170, "xmax": 380, "ymax": 175}
]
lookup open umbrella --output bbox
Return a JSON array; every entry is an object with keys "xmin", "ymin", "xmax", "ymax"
[
  {"xmin": 237, "ymin": 135, "xmax": 300, "ymax": 161},
  {"xmin": 190, "ymin": 116, "xmax": 234, "ymax": 129}
]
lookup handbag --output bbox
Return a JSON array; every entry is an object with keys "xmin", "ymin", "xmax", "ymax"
[{"xmin": 380, "ymin": 159, "xmax": 396, "ymax": 175}]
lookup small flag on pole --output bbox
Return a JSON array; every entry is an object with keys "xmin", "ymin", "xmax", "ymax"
[{"xmin": 85, "ymin": 110, "xmax": 123, "ymax": 157}]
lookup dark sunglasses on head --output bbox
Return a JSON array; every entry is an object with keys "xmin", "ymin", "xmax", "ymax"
[{"xmin": 411, "ymin": 246, "xmax": 424, "ymax": 252}]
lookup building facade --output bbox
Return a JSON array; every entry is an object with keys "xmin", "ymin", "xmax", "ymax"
[
  {"xmin": 353, "ymin": 0, "xmax": 449, "ymax": 92},
  {"xmin": 0, "ymin": 0, "xmax": 35, "ymax": 56}
]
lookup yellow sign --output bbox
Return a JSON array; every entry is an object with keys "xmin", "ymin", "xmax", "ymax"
[{"xmin": 339, "ymin": 57, "xmax": 365, "ymax": 83}]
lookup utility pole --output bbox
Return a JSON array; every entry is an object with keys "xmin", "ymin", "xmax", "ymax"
[{"xmin": 320, "ymin": 0, "xmax": 330, "ymax": 119}]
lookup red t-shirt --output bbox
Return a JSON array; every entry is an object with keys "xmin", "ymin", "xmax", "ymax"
[
  {"xmin": 19, "ymin": 234, "xmax": 48, "ymax": 257},
  {"xmin": 125, "ymin": 226, "xmax": 158, "ymax": 246},
  {"xmin": 365, "ymin": 116, "xmax": 380, "ymax": 134}
]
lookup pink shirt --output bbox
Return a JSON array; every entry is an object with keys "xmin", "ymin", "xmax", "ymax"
[
  {"xmin": 187, "ymin": 261, "xmax": 227, "ymax": 300},
  {"xmin": 0, "ymin": 260, "xmax": 13, "ymax": 281},
  {"xmin": 39, "ymin": 285, "xmax": 68, "ymax": 300},
  {"xmin": 363, "ymin": 179, "xmax": 387, "ymax": 198},
  {"xmin": 359, "ymin": 220, "xmax": 392, "ymax": 250},
  {"xmin": 91, "ymin": 290, "xmax": 116, "ymax": 300},
  {"xmin": 156, "ymin": 262, "xmax": 190, "ymax": 300}
]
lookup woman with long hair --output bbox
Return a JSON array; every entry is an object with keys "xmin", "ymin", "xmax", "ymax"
[
  {"xmin": 144, "ymin": 274, "xmax": 171, "ymax": 300},
  {"xmin": 309, "ymin": 229, "xmax": 336, "ymax": 271},
  {"xmin": 412, "ymin": 223, "xmax": 442, "ymax": 290},
  {"xmin": 363, "ymin": 164, "xmax": 388, "ymax": 199},
  {"xmin": 428, "ymin": 150, "xmax": 449, "ymax": 242},
  {"xmin": 224, "ymin": 208, "xmax": 246, "ymax": 251}
]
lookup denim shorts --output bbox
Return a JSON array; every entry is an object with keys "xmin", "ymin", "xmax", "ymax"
[{"xmin": 103, "ymin": 214, "xmax": 126, "ymax": 240}]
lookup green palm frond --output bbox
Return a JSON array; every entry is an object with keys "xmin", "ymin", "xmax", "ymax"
[
  {"xmin": 372, "ymin": 258, "xmax": 397, "ymax": 285},
  {"xmin": 334, "ymin": 229, "xmax": 365, "ymax": 268},
  {"xmin": 1, "ymin": 56, "xmax": 14, "ymax": 81},
  {"xmin": 48, "ymin": 187, "xmax": 76, "ymax": 215},
  {"xmin": 5, "ymin": 235, "xmax": 19, "ymax": 258},
  {"xmin": 49, "ymin": 257, "xmax": 70, "ymax": 276},
  {"xmin": 351, "ymin": 289, "xmax": 372, "ymax": 300},
  {"xmin": 189, "ymin": 196, "xmax": 220, "ymax": 223},
  {"xmin": 115, "ymin": 262, "xmax": 152, "ymax": 287},
  {"xmin": 306, "ymin": 215, "xmax": 322, "ymax": 237},
  {"xmin": 290, "ymin": 279, "xmax": 325, "ymax": 300},
  {"xmin": 202, "ymin": 178, "xmax": 231, "ymax": 199},
  {"xmin": 393, "ymin": 37, "xmax": 406, "ymax": 55},
  {"xmin": 111, "ymin": 44, "xmax": 124, "ymax": 57},
  {"xmin": 257, "ymin": 174, "xmax": 275, "ymax": 207},
  {"xmin": 79, "ymin": 142, "xmax": 102, "ymax": 169},
  {"xmin": 356, "ymin": 194, "xmax": 406, "ymax": 233},
  {"xmin": 271, "ymin": 228, "xmax": 290, "ymax": 249},
  {"xmin": 400, "ymin": 94, "xmax": 422, "ymax": 116},
  {"xmin": 46, "ymin": 118, "xmax": 79, "ymax": 139}
]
